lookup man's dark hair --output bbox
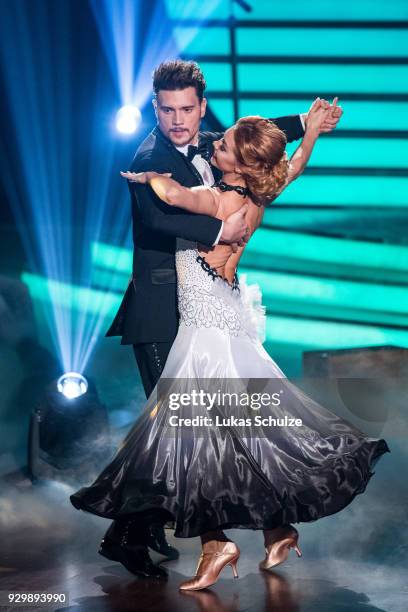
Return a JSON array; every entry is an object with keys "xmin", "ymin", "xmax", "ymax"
[{"xmin": 152, "ymin": 60, "xmax": 206, "ymax": 102}]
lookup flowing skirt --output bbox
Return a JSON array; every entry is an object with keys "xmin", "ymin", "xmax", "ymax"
[{"xmin": 70, "ymin": 273, "xmax": 390, "ymax": 537}]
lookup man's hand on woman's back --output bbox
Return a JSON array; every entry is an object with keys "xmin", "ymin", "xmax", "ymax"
[{"xmin": 220, "ymin": 204, "xmax": 250, "ymax": 251}]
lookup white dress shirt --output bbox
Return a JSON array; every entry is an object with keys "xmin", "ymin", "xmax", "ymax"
[{"xmin": 175, "ymin": 142, "xmax": 224, "ymax": 246}]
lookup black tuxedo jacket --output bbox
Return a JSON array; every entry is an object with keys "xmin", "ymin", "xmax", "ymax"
[{"xmin": 106, "ymin": 114, "xmax": 304, "ymax": 344}]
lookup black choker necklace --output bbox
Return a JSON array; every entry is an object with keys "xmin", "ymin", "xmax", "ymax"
[{"xmin": 213, "ymin": 180, "xmax": 249, "ymax": 197}]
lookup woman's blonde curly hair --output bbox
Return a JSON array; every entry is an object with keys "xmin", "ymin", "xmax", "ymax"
[{"xmin": 233, "ymin": 116, "xmax": 289, "ymax": 206}]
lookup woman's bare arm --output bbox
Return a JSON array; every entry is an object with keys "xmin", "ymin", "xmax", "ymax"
[
  {"xmin": 121, "ymin": 171, "xmax": 219, "ymax": 217},
  {"xmin": 288, "ymin": 99, "xmax": 339, "ymax": 183},
  {"xmin": 270, "ymin": 100, "xmax": 336, "ymax": 203}
]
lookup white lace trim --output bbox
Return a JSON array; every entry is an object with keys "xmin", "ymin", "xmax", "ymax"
[{"xmin": 176, "ymin": 240, "xmax": 266, "ymax": 343}]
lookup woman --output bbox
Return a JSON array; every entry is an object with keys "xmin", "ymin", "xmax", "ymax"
[{"xmin": 70, "ymin": 105, "xmax": 389, "ymax": 591}]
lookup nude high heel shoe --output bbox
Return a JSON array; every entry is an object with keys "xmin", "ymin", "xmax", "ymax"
[
  {"xmin": 179, "ymin": 541, "xmax": 240, "ymax": 591},
  {"xmin": 259, "ymin": 525, "xmax": 302, "ymax": 571}
]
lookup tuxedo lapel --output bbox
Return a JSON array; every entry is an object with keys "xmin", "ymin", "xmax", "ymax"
[{"xmin": 153, "ymin": 126, "xmax": 222, "ymax": 185}]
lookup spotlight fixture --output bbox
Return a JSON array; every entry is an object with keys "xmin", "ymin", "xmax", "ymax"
[
  {"xmin": 116, "ymin": 105, "xmax": 141, "ymax": 134},
  {"xmin": 28, "ymin": 375, "xmax": 111, "ymax": 483},
  {"xmin": 57, "ymin": 372, "xmax": 88, "ymax": 399}
]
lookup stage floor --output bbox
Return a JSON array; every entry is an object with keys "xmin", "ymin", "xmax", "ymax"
[{"xmin": 1, "ymin": 469, "xmax": 406, "ymax": 612}]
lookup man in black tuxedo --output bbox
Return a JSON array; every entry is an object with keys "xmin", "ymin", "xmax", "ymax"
[{"xmin": 101, "ymin": 60, "xmax": 341, "ymax": 578}]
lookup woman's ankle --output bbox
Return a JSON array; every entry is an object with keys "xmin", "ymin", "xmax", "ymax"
[
  {"xmin": 263, "ymin": 525, "xmax": 289, "ymax": 547},
  {"xmin": 200, "ymin": 530, "xmax": 230, "ymax": 545},
  {"xmin": 263, "ymin": 524, "xmax": 297, "ymax": 547}
]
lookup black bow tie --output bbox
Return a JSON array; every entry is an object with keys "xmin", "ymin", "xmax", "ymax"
[
  {"xmin": 186, "ymin": 144, "xmax": 200, "ymax": 161},
  {"xmin": 186, "ymin": 141, "xmax": 213, "ymax": 162}
]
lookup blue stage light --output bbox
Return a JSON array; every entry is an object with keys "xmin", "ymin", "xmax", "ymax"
[
  {"xmin": 0, "ymin": 0, "xmax": 223, "ymax": 380},
  {"xmin": 91, "ymin": 0, "xmax": 222, "ymax": 113},
  {"xmin": 116, "ymin": 105, "xmax": 142, "ymax": 134},
  {"xmin": 57, "ymin": 372, "xmax": 88, "ymax": 400}
]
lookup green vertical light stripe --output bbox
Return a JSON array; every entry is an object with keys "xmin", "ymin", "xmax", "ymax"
[
  {"xmin": 264, "ymin": 314, "xmax": 408, "ymax": 349},
  {"xmin": 210, "ymin": 106, "xmax": 408, "ymax": 168},
  {"xmin": 199, "ymin": 62, "xmax": 232, "ymax": 91},
  {"xmin": 241, "ymin": 252, "xmax": 408, "ymax": 285},
  {"xmin": 237, "ymin": 64, "xmax": 408, "ymax": 94},
  {"xmin": 239, "ymin": 268, "xmax": 408, "ymax": 316},
  {"xmin": 22, "ymin": 272, "xmax": 408, "ymax": 348},
  {"xmin": 263, "ymin": 299, "xmax": 408, "ymax": 327},
  {"xmin": 164, "ymin": 0, "xmax": 230, "ymax": 20},
  {"xmin": 22, "ymin": 270, "xmax": 408, "ymax": 349},
  {"xmin": 277, "ymin": 175, "xmax": 408, "ymax": 207},
  {"xmin": 90, "ymin": 243, "xmax": 408, "ymax": 317},
  {"xmin": 165, "ymin": 0, "xmax": 408, "ymax": 21},
  {"xmin": 260, "ymin": 208, "xmax": 408, "ymax": 251},
  {"xmin": 246, "ymin": 228, "xmax": 408, "ymax": 272},
  {"xmin": 87, "ymin": 242, "xmax": 408, "ymax": 345},
  {"xmin": 92, "ymin": 269, "xmax": 129, "ymax": 293},
  {"xmin": 173, "ymin": 27, "xmax": 229, "ymax": 54},
  {"xmin": 91, "ymin": 241, "xmax": 132, "ymax": 274},
  {"xmin": 175, "ymin": 26, "xmax": 408, "ymax": 57},
  {"xmin": 237, "ymin": 28, "xmax": 408, "ymax": 57},
  {"xmin": 293, "ymin": 137, "xmax": 408, "ymax": 169},
  {"xmin": 21, "ymin": 272, "xmax": 121, "ymax": 315},
  {"xmin": 261, "ymin": 208, "xmax": 385, "ymax": 232},
  {"xmin": 238, "ymin": 99, "xmax": 408, "ymax": 132},
  {"xmin": 231, "ymin": 0, "xmax": 408, "ymax": 21},
  {"xmin": 91, "ymin": 238, "xmax": 408, "ymax": 282},
  {"xmin": 208, "ymin": 99, "xmax": 235, "ymax": 127},
  {"xmin": 92, "ymin": 242, "xmax": 131, "ymax": 273}
]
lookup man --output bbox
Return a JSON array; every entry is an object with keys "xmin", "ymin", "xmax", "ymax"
[{"xmin": 101, "ymin": 60, "xmax": 342, "ymax": 578}]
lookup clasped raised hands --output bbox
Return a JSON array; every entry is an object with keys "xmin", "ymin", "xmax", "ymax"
[{"xmin": 305, "ymin": 96, "xmax": 343, "ymax": 134}]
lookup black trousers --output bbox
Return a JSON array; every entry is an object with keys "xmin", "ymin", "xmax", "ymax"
[
  {"xmin": 132, "ymin": 341, "xmax": 173, "ymax": 398},
  {"xmin": 103, "ymin": 341, "xmax": 174, "ymax": 548}
]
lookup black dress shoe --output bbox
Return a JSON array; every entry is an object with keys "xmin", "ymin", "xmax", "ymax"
[
  {"xmin": 99, "ymin": 537, "xmax": 168, "ymax": 579},
  {"xmin": 147, "ymin": 523, "xmax": 179, "ymax": 560}
]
